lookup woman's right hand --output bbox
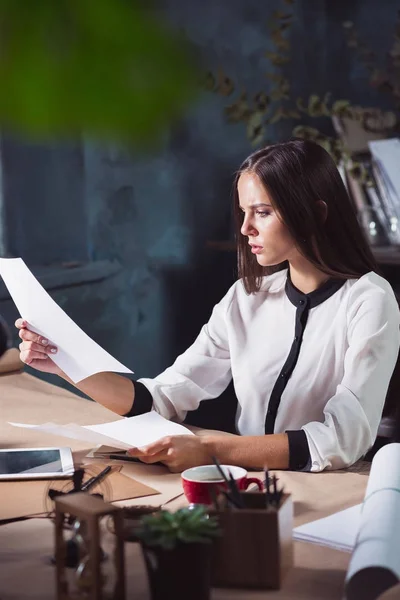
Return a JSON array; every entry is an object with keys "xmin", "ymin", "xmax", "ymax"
[{"xmin": 15, "ymin": 318, "xmax": 63, "ymax": 376}]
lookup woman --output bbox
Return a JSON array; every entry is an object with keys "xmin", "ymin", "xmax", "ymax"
[{"xmin": 16, "ymin": 140, "xmax": 400, "ymax": 473}]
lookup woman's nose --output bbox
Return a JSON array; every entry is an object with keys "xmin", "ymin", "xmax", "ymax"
[{"xmin": 241, "ymin": 216, "xmax": 257, "ymax": 237}]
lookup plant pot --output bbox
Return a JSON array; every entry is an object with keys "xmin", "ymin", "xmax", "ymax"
[{"xmin": 141, "ymin": 542, "xmax": 212, "ymax": 600}]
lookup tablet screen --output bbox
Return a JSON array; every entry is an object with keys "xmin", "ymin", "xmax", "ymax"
[{"xmin": 0, "ymin": 449, "xmax": 64, "ymax": 475}]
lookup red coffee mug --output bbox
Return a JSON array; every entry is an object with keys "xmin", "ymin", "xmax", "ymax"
[{"xmin": 181, "ymin": 464, "xmax": 263, "ymax": 505}]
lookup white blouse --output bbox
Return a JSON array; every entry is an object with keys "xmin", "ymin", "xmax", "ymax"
[{"xmin": 138, "ymin": 269, "xmax": 400, "ymax": 472}]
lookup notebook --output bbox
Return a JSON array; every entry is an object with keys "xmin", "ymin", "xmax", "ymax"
[{"xmin": 293, "ymin": 504, "xmax": 362, "ymax": 552}]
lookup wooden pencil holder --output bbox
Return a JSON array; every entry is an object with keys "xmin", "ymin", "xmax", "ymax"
[{"xmin": 211, "ymin": 491, "xmax": 293, "ymax": 590}]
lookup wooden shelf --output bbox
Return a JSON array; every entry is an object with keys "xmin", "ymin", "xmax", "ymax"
[{"xmin": 370, "ymin": 246, "xmax": 400, "ymax": 265}]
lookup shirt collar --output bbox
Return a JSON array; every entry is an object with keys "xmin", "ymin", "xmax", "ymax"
[
  {"xmin": 285, "ymin": 272, "xmax": 346, "ymax": 309},
  {"xmin": 260, "ymin": 269, "xmax": 288, "ymax": 293}
]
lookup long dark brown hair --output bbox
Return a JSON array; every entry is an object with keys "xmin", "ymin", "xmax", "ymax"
[{"xmin": 233, "ymin": 139, "xmax": 379, "ymax": 294}]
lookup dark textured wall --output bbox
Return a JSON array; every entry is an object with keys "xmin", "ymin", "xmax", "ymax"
[
  {"xmin": 79, "ymin": 0, "xmax": 400, "ymax": 378},
  {"xmin": 1, "ymin": 0, "xmax": 399, "ymax": 426},
  {"xmin": 1, "ymin": 136, "xmax": 88, "ymax": 265}
]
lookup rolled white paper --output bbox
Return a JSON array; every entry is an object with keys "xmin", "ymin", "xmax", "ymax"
[{"xmin": 345, "ymin": 443, "xmax": 400, "ymax": 600}]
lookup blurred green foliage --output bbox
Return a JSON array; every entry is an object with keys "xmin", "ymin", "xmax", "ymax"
[{"xmin": 0, "ymin": 0, "xmax": 197, "ymax": 143}]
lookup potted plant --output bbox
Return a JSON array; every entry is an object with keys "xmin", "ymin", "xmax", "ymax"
[{"xmin": 136, "ymin": 506, "xmax": 220, "ymax": 600}]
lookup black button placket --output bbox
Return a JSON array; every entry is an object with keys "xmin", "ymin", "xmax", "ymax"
[
  {"xmin": 264, "ymin": 274, "xmax": 347, "ymax": 435},
  {"xmin": 264, "ymin": 295, "xmax": 310, "ymax": 434}
]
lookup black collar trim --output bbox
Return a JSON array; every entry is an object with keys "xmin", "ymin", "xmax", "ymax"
[{"xmin": 285, "ymin": 273, "xmax": 346, "ymax": 309}]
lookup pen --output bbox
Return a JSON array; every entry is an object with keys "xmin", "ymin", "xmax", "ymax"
[
  {"xmin": 211, "ymin": 456, "xmax": 230, "ymax": 485},
  {"xmin": 81, "ymin": 466, "xmax": 112, "ymax": 493},
  {"xmin": 109, "ymin": 453, "xmax": 142, "ymax": 463},
  {"xmin": 108, "ymin": 453, "xmax": 164, "ymax": 466},
  {"xmin": 228, "ymin": 472, "xmax": 244, "ymax": 508},
  {"xmin": 208, "ymin": 485, "xmax": 218, "ymax": 511},
  {"xmin": 265, "ymin": 468, "xmax": 270, "ymax": 508},
  {"xmin": 212, "ymin": 456, "xmax": 243, "ymax": 509},
  {"xmin": 221, "ymin": 490, "xmax": 242, "ymax": 510},
  {"xmin": 272, "ymin": 474, "xmax": 278, "ymax": 507}
]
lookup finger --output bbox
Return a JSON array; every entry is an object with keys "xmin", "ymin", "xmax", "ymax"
[
  {"xmin": 15, "ymin": 318, "xmax": 27, "ymax": 329},
  {"xmin": 20, "ymin": 349, "xmax": 51, "ymax": 365},
  {"xmin": 139, "ymin": 436, "xmax": 173, "ymax": 456},
  {"xmin": 158, "ymin": 450, "xmax": 181, "ymax": 471},
  {"xmin": 128, "ymin": 444, "xmax": 161, "ymax": 457},
  {"xmin": 127, "ymin": 446, "xmax": 163, "ymax": 458},
  {"xmin": 166, "ymin": 463, "xmax": 184, "ymax": 474},
  {"xmin": 19, "ymin": 328, "xmax": 49, "ymax": 346},
  {"xmin": 127, "ymin": 447, "xmax": 145, "ymax": 458},
  {"xmin": 147, "ymin": 446, "xmax": 177, "ymax": 463},
  {"xmin": 138, "ymin": 451, "xmax": 169, "ymax": 464},
  {"xmin": 19, "ymin": 341, "xmax": 57, "ymax": 355}
]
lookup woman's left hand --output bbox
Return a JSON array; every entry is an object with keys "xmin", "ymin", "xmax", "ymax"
[{"xmin": 127, "ymin": 435, "xmax": 212, "ymax": 473}]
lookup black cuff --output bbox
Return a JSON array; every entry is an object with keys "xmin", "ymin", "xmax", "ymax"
[
  {"xmin": 286, "ymin": 429, "xmax": 311, "ymax": 471},
  {"xmin": 123, "ymin": 381, "xmax": 153, "ymax": 417}
]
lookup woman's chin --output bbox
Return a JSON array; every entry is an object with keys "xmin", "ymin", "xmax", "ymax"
[
  {"xmin": 255, "ymin": 254, "xmax": 271, "ymax": 267},
  {"xmin": 255, "ymin": 254, "xmax": 282, "ymax": 268}
]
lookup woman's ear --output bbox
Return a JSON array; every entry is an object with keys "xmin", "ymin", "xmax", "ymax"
[{"xmin": 316, "ymin": 200, "xmax": 328, "ymax": 224}]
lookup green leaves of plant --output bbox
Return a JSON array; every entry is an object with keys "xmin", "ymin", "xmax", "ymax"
[
  {"xmin": 343, "ymin": 11, "xmax": 400, "ymax": 112},
  {"xmin": 205, "ymin": 0, "xmax": 400, "ymax": 171},
  {"xmin": 292, "ymin": 125, "xmax": 348, "ymax": 165},
  {"xmin": 332, "ymin": 100, "xmax": 352, "ymax": 116},
  {"xmin": 203, "ymin": 68, "xmax": 235, "ymax": 97},
  {"xmin": 224, "ymin": 94, "xmax": 252, "ymax": 123},
  {"xmin": 136, "ymin": 506, "xmax": 220, "ymax": 551},
  {"xmin": 206, "ymin": 0, "xmax": 295, "ymax": 148},
  {"xmin": 0, "ymin": 0, "xmax": 198, "ymax": 143},
  {"xmin": 247, "ymin": 111, "xmax": 265, "ymax": 146},
  {"xmin": 265, "ymin": 51, "xmax": 290, "ymax": 66}
]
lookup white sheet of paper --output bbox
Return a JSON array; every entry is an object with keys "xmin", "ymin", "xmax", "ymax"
[
  {"xmin": 9, "ymin": 412, "xmax": 194, "ymax": 451},
  {"xmin": 0, "ymin": 257, "xmax": 133, "ymax": 382},
  {"xmin": 84, "ymin": 411, "xmax": 194, "ymax": 448},
  {"xmin": 293, "ymin": 504, "xmax": 362, "ymax": 553},
  {"xmin": 9, "ymin": 421, "xmax": 133, "ymax": 449}
]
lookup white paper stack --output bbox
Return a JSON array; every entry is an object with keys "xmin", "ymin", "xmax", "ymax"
[{"xmin": 293, "ymin": 504, "xmax": 361, "ymax": 553}]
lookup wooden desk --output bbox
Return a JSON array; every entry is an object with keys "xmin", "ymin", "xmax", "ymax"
[{"xmin": 0, "ymin": 372, "xmax": 370, "ymax": 599}]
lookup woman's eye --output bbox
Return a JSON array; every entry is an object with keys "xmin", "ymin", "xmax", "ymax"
[{"xmin": 256, "ymin": 211, "xmax": 270, "ymax": 218}]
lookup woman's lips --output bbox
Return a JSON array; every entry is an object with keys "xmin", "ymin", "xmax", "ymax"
[{"xmin": 250, "ymin": 245, "xmax": 263, "ymax": 254}]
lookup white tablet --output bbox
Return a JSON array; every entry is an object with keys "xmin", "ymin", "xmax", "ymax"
[{"xmin": 0, "ymin": 447, "xmax": 74, "ymax": 480}]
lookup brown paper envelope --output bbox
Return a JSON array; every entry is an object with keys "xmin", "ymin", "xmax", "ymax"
[
  {"xmin": 0, "ymin": 468, "xmax": 159, "ymax": 521},
  {"xmin": 0, "ymin": 348, "xmax": 24, "ymax": 376}
]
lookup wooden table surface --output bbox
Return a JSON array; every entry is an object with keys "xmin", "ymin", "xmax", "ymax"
[{"xmin": 0, "ymin": 371, "xmax": 373, "ymax": 600}]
